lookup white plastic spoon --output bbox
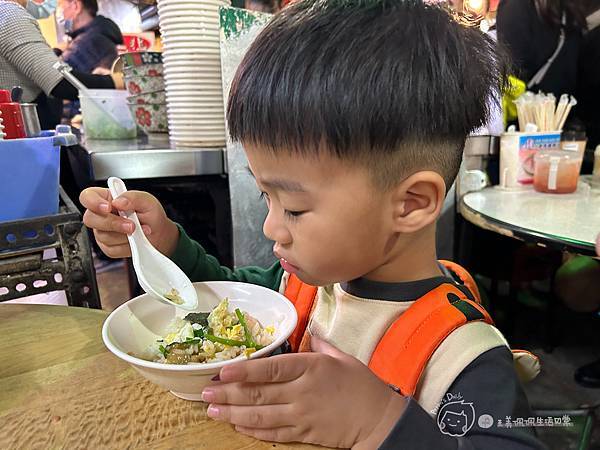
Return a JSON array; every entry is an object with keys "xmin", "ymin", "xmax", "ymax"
[{"xmin": 107, "ymin": 176, "xmax": 198, "ymax": 310}]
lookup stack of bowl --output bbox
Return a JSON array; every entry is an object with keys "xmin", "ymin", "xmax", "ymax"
[
  {"xmin": 157, "ymin": 0, "xmax": 228, "ymax": 147},
  {"xmin": 122, "ymin": 52, "xmax": 169, "ymax": 134}
]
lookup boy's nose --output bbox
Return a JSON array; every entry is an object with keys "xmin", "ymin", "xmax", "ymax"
[{"xmin": 263, "ymin": 209, "xmax": 292, "ymax": 245}]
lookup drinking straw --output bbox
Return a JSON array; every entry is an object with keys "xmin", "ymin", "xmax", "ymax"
[
  {"xmin": 514, "ymin": 97, "xmax": 526, "ymax": 132},
  {"xmin": 545, "ymin": 94, "xmax": 556, "ymax": 131},
  {"xmin": 534, "ymin": 97, "xmax": 545, "ymax": 131},
  {"xmin": 557, "ymin": 96, "xmax": 578, "ymax": 131},
  {"xmin": 554, "ymin": 94, "xmax": 569, "ymax": 130},
  {"xmin": 522, "ymin": 92, "xmax": 536, "ymax": 129}
]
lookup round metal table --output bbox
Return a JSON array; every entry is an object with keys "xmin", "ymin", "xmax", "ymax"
[{"xmin": 460, "ymin": 184, "xmax": 600, "ymax": 256}]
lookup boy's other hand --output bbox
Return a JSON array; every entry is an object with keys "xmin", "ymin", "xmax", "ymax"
[
  {"xmin": 201, "ymin": 337, "xmax": 407, "ymax": 449},
  {"xmin": 79, "ymin": 187, "xmax": 179, "ymax": 259}
]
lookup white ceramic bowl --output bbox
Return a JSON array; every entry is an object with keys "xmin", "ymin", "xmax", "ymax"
[
  {"xmin": 167, "ymin": 112, "xmax": 224, "ymax": 118},
  {"xmin": 171, "ymin": 140, "xmax": 225, "ymax": 147},
  {"xmin": 163, "ymin": 55, "xmax": 221, "ymax": 62},
  {"xmin": 161, "ymin": 34, "xmax": 220, "ymax": 43},
  {"xmin": 166, "ymin": 103, "xmax": 225, "ymax": 109},
  {"xmin": 164, "ymin": 90, "xmax": 223, "ymax": 96},
  {"xmin": 162, "ymin": 49, "xmax": 221, "ymax": 56},
  {"xmin": 165, "ymin": 76, "xmax": 222, "ymax": 81},
  {"xmin": 158, "ymin": 18, "xmax": 220, "ymax": 27},
  {"xmin": 167, "ymin": 108, "xmax": 224, "ymax": 114},
  {"xmin": 168, "ymin": 119, "xmax": 225, "ymax": 124},
  {"xmin": 164, "ymin": 84, "xmax": 222, "ymax": 90},
  {"xmin": 158, "ymin": 12, "xmax": 220, "ymax": 21},
  {"xmin": 160, "ymin": 25, "xmax": 222, "ymax": 32},
  {"xmin": 158, "ymin": 1, "xmax": 226, "ymax": 9},
  {"xmin": 169, "ymin": 132, "xmax": 226, "ymax": 138},
  {"xmin": 161, "ymin": 38, "xmax": 221, "ymax": 46},
  {"xmin": 102, "ymin": 281, "xmax": 298, "ymax": 401}
]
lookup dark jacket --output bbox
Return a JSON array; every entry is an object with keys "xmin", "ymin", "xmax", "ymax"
[
  {"xmin": 62, "ymin": 15, "xmax": 123, "ymax": 73},
  {"xmin": 497, "ymin": 0, "xmax": 583, "ymax": 98},
  {"xmin": 578, "ymin": 25, "xmax": 600, "ymax": 148}
]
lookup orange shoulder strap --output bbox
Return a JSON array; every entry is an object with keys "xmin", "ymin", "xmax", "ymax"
[
  {"xmin": 283, "ymin": 274, "xmax": 318, "ymax": 352},
  {"xmin": 368, "ymin": 282, "xmax": 493, "ymax": 396},
  {"xmin": 439, "ymin": 259, "xmax": 482, "ymax": 303}
]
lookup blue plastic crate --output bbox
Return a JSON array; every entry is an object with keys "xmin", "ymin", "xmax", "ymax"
[{"xmin": 0, "ymin": 125, "xmax": 77, "ymax": 222}]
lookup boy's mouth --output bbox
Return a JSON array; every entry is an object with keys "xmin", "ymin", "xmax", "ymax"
[
  {"xmin": 273, "ymin": 250, "xmax": 300, "ymax": 275},
  {"xmin": 279, "ymin": 258, "xmax": 300, "ymax": 275}
]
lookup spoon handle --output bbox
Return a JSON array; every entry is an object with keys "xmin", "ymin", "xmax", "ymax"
[{"xmin": 107, "ymin": 177, "xmax": 145, "ymax": 242}]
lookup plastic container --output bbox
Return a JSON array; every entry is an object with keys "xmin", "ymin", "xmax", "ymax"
[
  {"xmin": 0, "ymin": 126, "xmax": 77, "ymax": 222},
  {"xmin": 79, "ymin": 89, "xmax": 137, "ymax": 140},
  {"xmin": 0, "ymin": 89, "xmax": 26, "ymax": 139},
  {"xmin": 500, "ymin": 131, "xmax": 561, "ymax": 187},
  {"xmin": 561, "ymin": 127, "xmax": 587, "ymax": 157},
  {"xmin": 533, "ymin": 150, "xmax": 582, "ymax": 194}
]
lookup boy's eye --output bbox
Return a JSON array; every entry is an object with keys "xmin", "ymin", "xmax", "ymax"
[
  {"xmin": 259, "ymin": 191, "xmax": 270, "ymax": 204},
  {"xmin": 284, "ymin": 209, "xmax": 305, "ymax": 219}
]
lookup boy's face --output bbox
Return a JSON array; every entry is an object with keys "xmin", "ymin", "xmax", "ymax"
[{"xmin": 245, "ymin": 145, "xmax": 395, "ymax": 286}]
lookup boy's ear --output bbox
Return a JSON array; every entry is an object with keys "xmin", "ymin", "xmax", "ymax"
[{"xmin": 389, "ymin": 171, "xmax": 446, "ymax": 233}]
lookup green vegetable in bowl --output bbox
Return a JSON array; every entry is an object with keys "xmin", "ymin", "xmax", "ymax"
[
  {"xmin": 183, "ymin": 312, "xmax": 210, "ymax": 327},
  {"xmin": 145, "ymin": 298, "xmax": 274, "ymax": 365}
]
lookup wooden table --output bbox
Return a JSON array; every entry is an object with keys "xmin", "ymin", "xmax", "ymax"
[{"xmin": 0, "ymin": 305, "xmax": 321, "ymax": 449}]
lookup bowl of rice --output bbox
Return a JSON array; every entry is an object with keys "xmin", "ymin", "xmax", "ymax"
[{"xmin": 102, "ymin": 281, "xmax": 298, "ymax": 401}]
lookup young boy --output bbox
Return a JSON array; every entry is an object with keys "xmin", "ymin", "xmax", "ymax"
[{"xmin": 81, "ymin": 0, "xmax": 545, "ymax": 448}]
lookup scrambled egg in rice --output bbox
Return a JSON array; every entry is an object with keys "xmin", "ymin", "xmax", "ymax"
[{"xmin": 146, "ymin": 298, "xmax": 275, "ymax": 365}]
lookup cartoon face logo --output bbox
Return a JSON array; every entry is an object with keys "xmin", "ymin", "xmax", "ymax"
[
  {"xmin": 441, "ymin": 410, "xmax": 468, "ymax": 431},
  {"xmin": 437, "ymin": 400, "xmax": 476, "ymax": 437}
]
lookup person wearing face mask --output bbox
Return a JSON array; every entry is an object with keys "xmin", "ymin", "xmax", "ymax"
[
  {"xmin": 0, "ymin": 0, "xmax": 123, "ymax": 129},
  {"xmin": 55, "ymin": 0, "xmax": 123, "ymax": 74}
]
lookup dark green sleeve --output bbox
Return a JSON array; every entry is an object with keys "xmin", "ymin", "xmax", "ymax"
[{"xmin": 170, "ymin": 224, "xmax": 284, "ymax": 291}]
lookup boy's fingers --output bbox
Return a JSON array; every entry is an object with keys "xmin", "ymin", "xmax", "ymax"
[
  {"xmin": 94, "ymin": 230, "xmax": 129, "ymax": 247},
  {"xmin": 202, "ymin": 381, "xmax": 291, "ymax": 406},
  {"xmin": 110, "ymin": 190, "xmax": 159, "ymax": 214},
  {"xmin": 84, "ymin": 210, "xmax": 134, "ymax": 234},
  {"xmin": 97, "ymin": 242, "xmax": 131, "ymax": 259},
  {"xmin": 219, "ymin": 354, "xmax": 311, "ymax": 383},
  {"xmin": 208, "ymin": 404, "xmax": 294, "ymax": 429},
  {"xmin": 79, "ymin": 187, "xmax": 112, "ymax": 214}
]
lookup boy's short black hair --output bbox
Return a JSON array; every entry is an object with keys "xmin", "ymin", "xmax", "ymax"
[{"xmin": 227, "ymin": 0, "xmax": 507, "ymax": 190}]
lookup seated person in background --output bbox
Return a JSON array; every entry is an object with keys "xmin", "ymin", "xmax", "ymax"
[
  {"xmin": 497, "ymin": 0, "xmax": 586, "ymax": 99},
  {"xmin": 56, "ymin": 0, "xmax": 123, "ymax": 73},
  {"xmin": 80, "ymin": 1, "xmax": 544, "ymax": 448},
  {"xmin": 55, "ymin": 0, "xmax": 123, "ymax": 120},
  {"xmin": 577, "ymin": 1, "xmax": 600, "ymax": 148},
  {"xmin": 0, "ymin": 0, "xmax": 122, "ymax": 129}
]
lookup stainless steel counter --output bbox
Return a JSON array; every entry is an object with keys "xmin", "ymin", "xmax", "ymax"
[{"xmin": 68, "ymin": 133, "xmax": 226, "ymax": 181}]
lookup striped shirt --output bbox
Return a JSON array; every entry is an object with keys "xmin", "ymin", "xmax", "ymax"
[{"xmin": 0, "ymin": 1, "xmax": 63, "ymax": 102}]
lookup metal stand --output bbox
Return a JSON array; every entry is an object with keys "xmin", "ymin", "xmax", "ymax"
[{"xmin": 0, "ymin": 187, "xmax": 100, "ymax": 308}]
